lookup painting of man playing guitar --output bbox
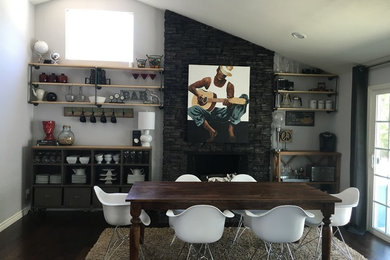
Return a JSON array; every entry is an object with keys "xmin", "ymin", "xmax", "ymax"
[{"xmin": 187, "ymin": 65, "xmax": 250, "ymax": 143}]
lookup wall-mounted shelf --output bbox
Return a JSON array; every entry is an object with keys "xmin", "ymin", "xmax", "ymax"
[
  {"xmin": 28, "ymin": 63, "xmax": 164, "ymax": 108},
  {"xmin": 273, "ymin": 72, "xmax": 339, "ymax": 112}
]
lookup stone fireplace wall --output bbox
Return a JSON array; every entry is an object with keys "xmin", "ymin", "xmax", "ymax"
[{"xmin": 163, "ymin": 11, "xmax": 274, "ymax": 181}]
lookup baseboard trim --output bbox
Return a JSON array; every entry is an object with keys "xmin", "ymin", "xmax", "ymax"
[{"xmin": 0, "ymin": 207, "xmax": 30, "ymax": 232}]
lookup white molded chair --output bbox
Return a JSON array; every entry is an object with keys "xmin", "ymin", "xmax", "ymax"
[
  {"xmin": 168, "ymin": 174, "xmax": 202, "ymax": 245},
  {"xmin": 299, "ymin": 187, "xmax": 360, "ymax": 259},
  {"xmin": 245, "ymin": 205, "xmax": 314, "ymax": 260},
  {"xmin": 94, "ymin": 186, "xmax": 151, "ymax": 260},
  {"xmin": 175, "ymin": 174, "xmax": 202, "ymax": 182},
  {"xmin": 166, "ymin": 205, "xmax": 234, "ymax": 260},
  {"xmin": 230, "ymin": 174, "xmax": 257, "ymax": 245}
]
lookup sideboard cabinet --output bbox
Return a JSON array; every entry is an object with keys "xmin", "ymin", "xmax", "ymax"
[
  {"xmin": 272, "ymin": 150, "xmax": 341, "ymax": 193},
  {"xmin": 31, "ymin": 145, "xmax": 151, "ymax": 210}
]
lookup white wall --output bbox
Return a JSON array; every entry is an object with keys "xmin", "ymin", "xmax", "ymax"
[
  {"xmin": 33, "ymin": 0, "xmax": 164, "ymax": 180},
  {"xmin": 0, "ymin": 0, "xmax": 34, "ymax": 229}
]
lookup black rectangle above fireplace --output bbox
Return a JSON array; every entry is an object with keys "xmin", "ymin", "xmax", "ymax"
[{"xmin": 187, "ymin": 152, "xmax": 248, "ymax": 176}]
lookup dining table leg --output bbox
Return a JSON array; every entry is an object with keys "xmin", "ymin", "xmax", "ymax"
[
  {"xmin": 130, "ymin": 204, "xmax": 141, "ymax": 260},
  {"xmin": 321, "ymin": 205, "xmax": 334, "ymax": 260}
]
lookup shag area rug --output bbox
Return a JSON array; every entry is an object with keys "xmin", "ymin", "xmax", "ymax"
[{"xmin": 86, "ymin": 227, "xmax": 367, "ymax": 260}]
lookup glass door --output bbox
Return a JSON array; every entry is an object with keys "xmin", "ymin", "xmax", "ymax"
[{"xmin": 367, "ymin": 83, "xmax": 390, "ymax": 242}]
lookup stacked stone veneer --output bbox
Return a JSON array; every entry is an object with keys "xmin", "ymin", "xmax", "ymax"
[{"xmin": 163, "ymin": 11, "xmax": 274, "ymax": 181}]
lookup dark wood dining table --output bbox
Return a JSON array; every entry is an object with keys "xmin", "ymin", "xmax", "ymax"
[{"xmin": 126, "ymin": 181, "xmax": 341, "ymax": 260}]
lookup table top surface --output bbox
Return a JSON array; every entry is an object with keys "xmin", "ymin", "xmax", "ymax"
[{"xmin": 126, "ymin": 182, "xmax": 341, "ymax": 209}]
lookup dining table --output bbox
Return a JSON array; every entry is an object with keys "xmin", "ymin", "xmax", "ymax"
[{"xmin": 126, "ymin": 181, "xmax": 341, "ymax": 260}]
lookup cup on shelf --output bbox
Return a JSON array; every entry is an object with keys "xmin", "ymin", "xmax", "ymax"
[
  {"xmin": 318, "ymin": 99, "xmax": 325, "ymax": 109},
  {"xmin": 326, "ymin": 99, "xmax": 333, "ymax": 109},
  {"xmin": 95, "ymin": 154, "xmax": 103, "ymax": 164},
  {"xmin": 104, "ymin": 154, "xmax": 112, "ymax": 164},
  {"xmin": 310, "ymin": 99, "xmax": 317, "ymax": 109}
]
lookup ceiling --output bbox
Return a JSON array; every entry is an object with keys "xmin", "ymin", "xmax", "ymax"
[{"xmin": 138, "ymin": 0, "xmax": 390, "ymax": 74}]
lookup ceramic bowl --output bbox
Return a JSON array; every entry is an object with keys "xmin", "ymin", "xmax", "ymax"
[
  {"xmin": 79, "ymin": 156, "xmax": 90, "ymax": 164},
  {"xmin": 66, "ymin": 156, "xmax": 78, "ymax": 164},
  {"xmin": 89, "ymin": 96, "xmax": 106, "ymax": 103}
]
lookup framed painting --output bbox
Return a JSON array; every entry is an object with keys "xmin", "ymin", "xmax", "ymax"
[
  {"xmin": 285, "ymin": 111, "xmax": 315, "ymax": 126},
  {"xmin": 187, "ymin": 65, "xmax": 250, "ymax": 143}
]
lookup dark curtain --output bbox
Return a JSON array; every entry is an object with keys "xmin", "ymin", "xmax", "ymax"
[{"xmin": 348, "ymin": 65, "xmax": 369, "ymax": 234}]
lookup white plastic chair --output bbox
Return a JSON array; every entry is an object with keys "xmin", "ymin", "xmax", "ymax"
[
  {"xmin": 230, "ymin": 174, "xmax": 257, "ymax": 245},
  {"xmin": 244, "ymin": 205, "xmax": 314, "ymax": 259},
  {"xmin": 94, "ymin": 186, "xmax": 151, "ymax": 260},
  {"xmin": 166, "ymin": 205, "xmax": 234, "ymax": 260},
  {"xmin": 168, "ymin": 174, "xmax": 202, "ymax": 245},
  {"xmin": 175, "ymin": 174, "xmax": 202, "ymax": 182},
  {"xmin": 298, "ymin": 187, "xmax": 360, "ymax": 259}
]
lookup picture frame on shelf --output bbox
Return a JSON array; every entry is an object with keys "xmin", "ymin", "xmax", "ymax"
[{"xmin": 285, "ymin": 111, "xmax": 315, "ymax": 126}]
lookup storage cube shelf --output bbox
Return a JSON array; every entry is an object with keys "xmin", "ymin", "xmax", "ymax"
[{"xmin": 31, "ymin": 145, "xmax": 151, "ymax": 210}]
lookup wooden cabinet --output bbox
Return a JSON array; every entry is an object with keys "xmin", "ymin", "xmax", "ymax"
[
  {"xmin": 28, "ymin": 63, "xmax": 163, "ymax": 107},
  {"xmin": 272, "ymin": 150, "xmax": 341, "ymax": 193},
  {"xmin": 31, "ymin": 145, "xmax": 152, "ymax": 210},
  {"xmin": 274, "ymin": 72, "xmax": 338, "ymax": 112}
]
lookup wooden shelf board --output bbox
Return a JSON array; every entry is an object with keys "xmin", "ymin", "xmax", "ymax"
[
  {"xmin": 96, "ymin": 84, "xmax": 162, "ymax": 89},
  {"xmin": 32, "ymin": 82, "xmax": 95, "ymax": 87},
  {"xmin": 31, "ymin": 82, "xmax": 162, "ymax": 89},
  {"xmin": 274, "ymin": 72, "xmax": 338, "ymax": 77},
  {"xmin": 275, "ymin": 90, "xmax": 336, "ymax": 95},
  {"xmin": 32, "ymin": 145, "xmax": 152, "ymax": 150},
  {"xmin": 30, "ymin": 101, "xmax": 161, "ymax": 107},
  {"xmin": 275, "ymin": 107, "xmax": 336, "ymax": 112},
  {"xmin": 29, "ymin": 63, "xmax": 164, "ymax": 72},
  {"xmin": 275, "ymin": 150, "xmax": 341, "ymax": 156}
]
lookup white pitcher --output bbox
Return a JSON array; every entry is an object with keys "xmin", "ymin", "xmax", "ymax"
[
  {"xmin": 130, "ymin": 168, "xmax": 144, "ymax": 175},
  {"xmin": 32, "ymin": 88, "xmax": 45, "ymax": 101}
]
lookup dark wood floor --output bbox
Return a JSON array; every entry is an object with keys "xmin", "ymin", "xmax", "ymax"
[{"xmin": 0, "ymin": 210, "xmax": 389, "ymax": 260}]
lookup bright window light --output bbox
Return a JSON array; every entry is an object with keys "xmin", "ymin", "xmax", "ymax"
[{"xmin": 65, "ymin": 9, "xmax": 133, "ymax": 62}]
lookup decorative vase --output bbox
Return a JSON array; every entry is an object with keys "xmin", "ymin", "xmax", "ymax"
[
  {"xmin": 42, "ymin": 121, "xmax": 56, "ymax": 140},
  {"xmin": 58, "ymin": 125, "xmax": 75, "ymax": 145},
  {"xmin": 146, "ymin": 54, "xmax": 163, "ymax": 68}
]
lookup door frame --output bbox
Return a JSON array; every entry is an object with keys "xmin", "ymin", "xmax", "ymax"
[{"xmin": 367, "ymin": 82, "xmax": 390, "ymax": 242}]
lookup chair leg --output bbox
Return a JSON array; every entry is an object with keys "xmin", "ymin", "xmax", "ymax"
[
  {"xmin": 232, "ymin": 215, "xmax": 244, "ymax": 245},
  {"xmin": 170, "ymin": 234, "xmax": 177, "ymax": 246},
  {"xmin": 332, "ymin": 227, "xmax": 353, "ymax": 260},
  {"xmin": 205, "ymin": 243, "xmax": 214, "ymax": 260},
  {"xmin": 186, "ymin": 244, "xmax": 193, "ymax": 260},
  {"xmin": 105, "ymin": 226, "xmax": 128, "ymax": 260},
  {"xmin": 286, "ymin": 243, "xmax": 295, "ymax": 260}
]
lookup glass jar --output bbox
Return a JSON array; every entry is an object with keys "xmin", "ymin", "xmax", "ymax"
[{"xmin": 58, "ymin": 125, "xmax": 75, "ymax": 145}]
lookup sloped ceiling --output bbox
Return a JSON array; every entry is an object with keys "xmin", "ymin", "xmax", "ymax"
[{"xmin": 138, "ymin": 0, "xmax": 390, "ymax": 74}]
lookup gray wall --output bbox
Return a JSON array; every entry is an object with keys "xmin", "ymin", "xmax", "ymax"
[{"xmin": 0, "ymin": 0, "xmax": 34, "ymax": 230}]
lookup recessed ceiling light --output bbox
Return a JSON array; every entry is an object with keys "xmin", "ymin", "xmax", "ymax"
[{"xmin": 291, "ymin": 32, "xmax": 307, "ymax": 39}]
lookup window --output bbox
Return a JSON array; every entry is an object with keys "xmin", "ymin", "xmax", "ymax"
[{"xmin": 65, "ymin": 9, "xmax": 133, "ymax": 62}]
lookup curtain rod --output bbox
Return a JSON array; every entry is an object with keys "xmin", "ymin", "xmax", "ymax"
[{"xmin": 367, "ymin": 59, "xmax": 390, "ymax": 69}]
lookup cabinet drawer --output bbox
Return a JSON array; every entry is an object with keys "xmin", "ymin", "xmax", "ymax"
[
  {"xmin": 92, "ymin": 187, "xmax": 120, "ymax": 208},
  {"xmin": 33, "ymin": 187, "xmax": 62, "ymax": 208},
  {"xmin": 63, "ymin": 188, "xmax": 91, "ymax": 208}
]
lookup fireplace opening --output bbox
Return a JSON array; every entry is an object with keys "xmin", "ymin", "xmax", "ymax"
[{"xmin": 187, "ymin": 152, "xmax": 248, "ymax": 180}]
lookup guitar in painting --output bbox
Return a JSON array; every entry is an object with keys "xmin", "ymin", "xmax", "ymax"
[{"xmin": 191, "ymin": 89, "xmax": 247, "ymax": 112}]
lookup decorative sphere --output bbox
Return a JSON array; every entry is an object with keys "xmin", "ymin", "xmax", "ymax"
[
  {"xmin": 33, "ymin": 41, "xmax": 49, "ymax": 54},
  {"xmin": 273, "ymin": 112, "xmax": 284, "ymax": 128}
]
